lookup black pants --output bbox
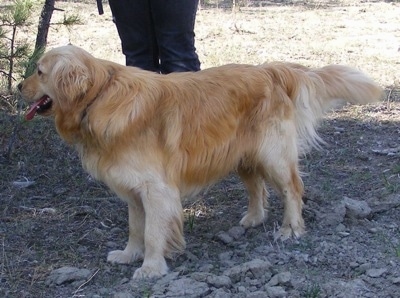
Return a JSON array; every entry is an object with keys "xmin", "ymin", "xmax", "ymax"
[{"xmin": 109, "ymin": 0, "xmax": 201, "ymax": 73}]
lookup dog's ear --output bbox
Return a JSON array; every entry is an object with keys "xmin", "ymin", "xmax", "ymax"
[{"xmin": 51, "ymin": 56, "xmax": 91, "ymax": 102}]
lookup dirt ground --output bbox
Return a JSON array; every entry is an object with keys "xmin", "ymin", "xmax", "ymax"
[{"xmin": 1, "ymin": 0, "xmax": 399, "ymax": 297}]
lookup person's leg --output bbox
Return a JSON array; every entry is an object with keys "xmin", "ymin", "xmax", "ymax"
[
  {"xmin": 109, "ymin": 0, "xmax": 160, "ymax": 71},
  {"xmin": 151, "ymin": 0, "xmax": 201, "ymax": 73}
]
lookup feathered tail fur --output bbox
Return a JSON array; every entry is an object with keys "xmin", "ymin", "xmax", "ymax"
[{"xmin": 277, "ymin": 63, "xmax": 383, "ymax": 154}]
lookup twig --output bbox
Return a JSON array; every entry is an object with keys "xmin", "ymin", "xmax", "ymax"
[
  {"xmin": 386, "ymin": 88, "xmax": 393, "ymax": 111},
  {"xmin": 72, "ymin": 268, "xmax": 100, "ymax": 296},
  {"xmin": 27, "ymin": 196, "xmax": 49, "ymax": 200},
  {"xmin": 0, "ymin": 69, "xmax": 9, "ymax": 76},
  {"xmin": 19, "ymin": 206, "xmax": 56, "ymax": 215},
  {"xmin": 5, "ymin": 94, "xmax": 24, "ymax": 159},
  {"xmin": 1, "ymin": 238, "xmax": 10, "ymax": 294},
  {"xmin": 371, "ymin": 202, "xmax": 400, "ymax": 215},
  {"xmin": 1, "ymin": 95, "xmax": 16, "ymax": 110},
  {"xmin": 66, "ymin": 196, "xmax": 119, "ymax": 202},
  {"xmin": 12, "ymin": 179, "xmax": 35, "ymax": 188}
]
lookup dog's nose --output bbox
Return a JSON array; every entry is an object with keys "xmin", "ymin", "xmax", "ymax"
[{"xmin": 17, "ymin": 82, "xmax": 22, "ymax": 91}]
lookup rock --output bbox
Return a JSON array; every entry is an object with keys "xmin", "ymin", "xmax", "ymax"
[
  {"xmin": 77, "ymin": 246, "xmax": 88, "ymax": 253},
  {"xmin": 349, "ymin": 261, "xmax": 359, "ymax": 269},
  {"xmin": 110, "ymin": 227, "xmax": 123, "ymax": 234},
  {"xmin": 317, "ymin": 204, "xmax": 346, "ymax": 227},
  {"xmin": 254, "ymin": 245, "xmax": 275, "ymax": 255},
  {"xmin": 244, "ymin": 259, "xmax": 272, "ymax": 279},
  {"xmin": 119, "ymin": 277, "xmax": 130, "ymax": 285},
  {"xmin": 357, "ymin": 262, "xmax": 372, "ymax": 273},
  {"xmin": 199, "ymin": 263, "xmax": 214, "ymax": 272},
  {"xmin": 223, "ymin": 259, "xmax": 272, "ymax": 282},
  {"xmin": 153, "ymin": 271, "xmax": 180, "ymax": 288},
  {"xmin": 322, "ymin": 278, "xmax": 370, "ymax": 297},
  {"xmin": 114, "ymin": 292, "xmax": 134, "ymax": 298},
  {"xmin": 216, "ymin": 232, "xmax": 233, "ymax": 244},
  {"xmin": 190, "ymin": 272, "xmax": 211, "ymax": 282},
  {"xmin": 206, "ymin": 274, "xmax": 232, "ymax": 288},
  {"xmin": 222, "ymin": 266, "xmax": 243, "ymax": 283},
  {"xmin": 227, "ymin": 226, "xmax": 245, "ymax": 240},
  {"xmin": 247, "ymin": 291, "xmax": 269, "ymax": 298},
  {"xmin": 45, "ymin": 266, "xmax": 92, "ymax": 286},
  {"xmin": 265, "ymin": 286, "xmax": 287, "ymax": 298},
  {"xmin": 343, "ymin": 197, "xmax": 372, "ymax": 219},
  {"xmin": 219, "ymin": 251, "xmax": 233, "ymax": 261},
  {"xmin": 366, "ymin": 268, "xmax": 387, "ymax": 278},
  {"xmin": 105, "ymin": 241, "xmax": 118, "ymax": 248},
  {"xmin": 98, "ymin": 288, "xmax": 111, "ymax": 296},
  {"xmin": 185, "ymin": 250, "xmax": 199, "ymax": 261},
  {"xmin": 157, "ymin": 277, "xmax": 210, "ymax": 298},
  {"xmin": 267, "ymin": 272, "xmax": 291, "ymax": 287},
  {"xmin": 335, "ymin": 223, "xmax": 347, "ymax": 232},
  {"xmin": 212, "ymin": 288, "xmax": 232, "ymax": 298},
  {"xmin": 392, "ymin": 277, "xmax": 400, "ymax": 284}
]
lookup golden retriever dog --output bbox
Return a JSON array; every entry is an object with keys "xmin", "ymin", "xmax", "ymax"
[{"xmin": 18, "ymin": 45, "xmax": 382, "ymax": 279}]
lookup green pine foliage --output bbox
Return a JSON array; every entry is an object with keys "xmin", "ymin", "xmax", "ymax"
[{"xmin": 0, "ymin": 0, "xmax": 34, "ymax": 96}]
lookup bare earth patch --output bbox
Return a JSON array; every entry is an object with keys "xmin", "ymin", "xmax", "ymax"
[{"xmin": 1, "ymin": 1, "xmax": 399, "ymax": 297}]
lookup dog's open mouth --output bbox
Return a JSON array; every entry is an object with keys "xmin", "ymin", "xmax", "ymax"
[{"xmin": 25, "ymin": 95, "xmax": 53, "ymax": 120}]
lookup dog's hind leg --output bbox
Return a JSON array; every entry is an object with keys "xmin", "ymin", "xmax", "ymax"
[
  {"xmin": 107, "ymin": 191, "xmax": 145, "ymax": 264},
  {"xmin": 259, "ymin": 122, "xmax": 305, "ymax": 240},
  {"xmin": 238, "ymin": 166, "xmax": 268, "ymax": 228},
  {"xmin": 132, "ymin": 182, "xmax": 185, "ymax": 279},
  {"xmin": 267, "ymin": 161, "xmax": 305, "ymax": 240}
]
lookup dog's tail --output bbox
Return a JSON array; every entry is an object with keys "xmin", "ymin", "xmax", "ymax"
[{"xmin": 270, "ymin": 63, "xmax": 383, "ymax": 154}]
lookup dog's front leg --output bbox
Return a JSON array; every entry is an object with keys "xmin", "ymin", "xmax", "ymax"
[
  {"xmin": 133, "ymin": 182, "xmax": 185, "ymax": 279},
  {"xmin": 107, "ymin": 196, "xmax": 145, "ymax": 264}
]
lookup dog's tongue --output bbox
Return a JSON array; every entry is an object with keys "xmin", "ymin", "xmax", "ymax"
[{"xmin": 25, "ymin": 96, "xmax": 48, "ymax": 121}]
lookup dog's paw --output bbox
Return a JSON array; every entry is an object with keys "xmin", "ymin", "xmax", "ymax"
[
  {"xmin": 132, "ymin": 260, "xmax": 168, "ymax": 280},
  {"xmin": 239, "ymin": 210, "xmax": 266, "ymax": 228},
  {"xmin": 107, "ymin": 249, "xmax": 143, "ymax": 264},
  {"xmin": 273, "ymin": 224, "xmax": 305, "ymax": 241}
]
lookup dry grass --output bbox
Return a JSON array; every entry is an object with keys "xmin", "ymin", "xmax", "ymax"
[{"xmin": 12, "ymin": 0, "xmax": 399, "ymax": 89}]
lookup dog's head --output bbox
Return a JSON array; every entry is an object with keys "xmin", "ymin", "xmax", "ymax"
[{"xmin": 19, "ymin": 45, "xmax": 93, "ymax": 120}]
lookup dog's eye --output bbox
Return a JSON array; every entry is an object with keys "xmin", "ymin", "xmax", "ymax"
[{"xmin": 37, "ymin": 69, "xmax": 43, "ymax": 76}]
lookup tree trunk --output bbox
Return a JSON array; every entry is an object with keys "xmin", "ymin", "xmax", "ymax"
[{"xmin": 35, "ymin": 0, "xmax": 55, "ymax": 51}]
